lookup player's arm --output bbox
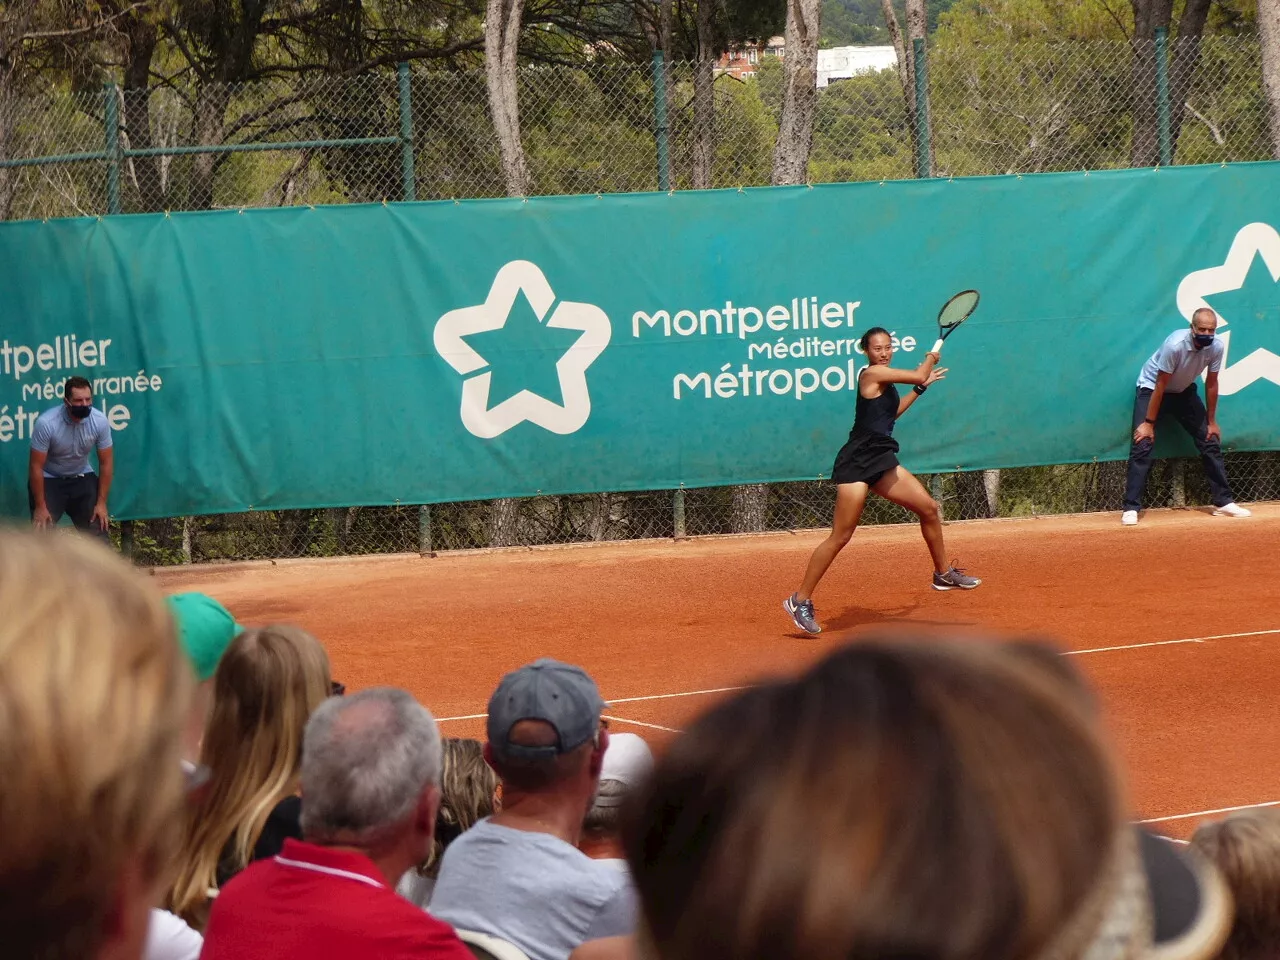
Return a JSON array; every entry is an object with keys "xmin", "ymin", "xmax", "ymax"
[
  {"xmin": 93, "ymin": 445, "xmax": 113, "ymax": 529},
  {"xmin": 29, "ymin": 449, "xmax": 51, "ymax": 527},
  {"xmin": 1134, "ymin": 370, "xmax": 1171, "ymax": 443},
  {"xmin": 861, "ymin": 351, "xmax": 942, "ymax": 386},
  {"xmin": 1205, "ymin": 371, "xmax": 1221, "ymax": 442},
  {"xmin": 896, "ymin": 366, "xmax": 947, "ymax": 418}
]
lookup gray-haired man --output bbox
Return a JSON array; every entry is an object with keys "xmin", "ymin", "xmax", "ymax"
[
  {"xmin": 200, "ymin": 688, "xmax": 473, "ymax": 960},
  {"xmin": 429, "ymin": 658, "xmax": 637, "ymax": 960}
]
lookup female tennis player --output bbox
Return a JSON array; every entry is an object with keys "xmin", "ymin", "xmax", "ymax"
[{"xmin": 783, "ymin": 327, "xmax": 981, "ymax": 635}]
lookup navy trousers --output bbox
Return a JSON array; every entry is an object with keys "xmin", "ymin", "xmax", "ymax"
[{"xmin": 1122, "ymin": 385, "xmax": 1234, "ymax": 511}]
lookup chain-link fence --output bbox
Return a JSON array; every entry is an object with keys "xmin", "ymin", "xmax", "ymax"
[
  {"xmin": 4, "ymin": 38, "xmax": 1277, "ymax": 563},
  {"xmin": 107, "ymin": 452, "xmax": 1280, "ymax": 565},
  {"xmin": 3, "ymin": 37, "xmax": 1272, "ymax": 217}
]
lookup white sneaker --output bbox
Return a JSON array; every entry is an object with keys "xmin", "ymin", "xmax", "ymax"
[
  {"xmin": 1121, "ymin": 510, "xmax": 1138, "ymax": 526},
  {"xmin": 1213, "ymin": 502, "xmax": 1252, "ymax": 518}
]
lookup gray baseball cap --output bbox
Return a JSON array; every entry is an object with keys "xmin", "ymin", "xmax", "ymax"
[{"xmin": 487, "ymin": 658, "xmax": 606, "ymax": 762}]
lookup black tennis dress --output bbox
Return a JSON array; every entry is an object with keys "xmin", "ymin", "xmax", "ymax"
[{"xmin": 831, "ymin": 376, "xmax": 900, "ymax": 486}]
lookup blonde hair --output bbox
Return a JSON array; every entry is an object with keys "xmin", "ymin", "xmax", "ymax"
[
  {"xmin": 1191, "ymin": 807, "xmax": 1280, "ymax": 960},
  {"xmin": 417, "ymin": 737, "xmax": 499, "ymax": 878},
  {"xmin": 0, "ymin": 529, "xmax": 193, "ymax": 960},
  {"xmin": 168, "ymin": 624, "xmax": 330, "ymax": 926}
]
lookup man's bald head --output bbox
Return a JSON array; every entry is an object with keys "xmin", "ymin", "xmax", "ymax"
[{"xmin": 1192, "ymin": 307, "xmax": 1218, "ymax": 334}]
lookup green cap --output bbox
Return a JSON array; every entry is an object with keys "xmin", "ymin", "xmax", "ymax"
[{"xmin": 166, "ymin": 592, "xmax": 242, "ymax": 682}]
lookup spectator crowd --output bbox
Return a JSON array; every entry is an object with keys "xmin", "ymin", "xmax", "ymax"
[{"xmin": 1, "ymin": 526, "xmax": 1274, "ymax": 960}]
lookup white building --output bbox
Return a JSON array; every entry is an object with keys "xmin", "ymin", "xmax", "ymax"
[{"xmin": 816, "ymin": 45, "xmax": 898, "ymax": 88}]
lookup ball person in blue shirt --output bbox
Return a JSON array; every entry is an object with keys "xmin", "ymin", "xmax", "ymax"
[
  {"xmin": 1121, "ymin": 307, "xmax": 1250, "ymax": 525},
  {"xmin": 28, "ymin": 376, "xmax": 115, "ymax": 541}
]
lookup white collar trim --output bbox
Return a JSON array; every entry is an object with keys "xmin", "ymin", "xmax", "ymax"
[{"xmin": 273, "ymin": 854, "xmax": 384, "ymax": 890}]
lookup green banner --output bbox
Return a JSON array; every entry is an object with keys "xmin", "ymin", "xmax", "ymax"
[{"xmin": 2, "ymin": 163, "xmax": 1279, "ymax": 521}]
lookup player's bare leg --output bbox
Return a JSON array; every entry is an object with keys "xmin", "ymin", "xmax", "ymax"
[
  {"xmin": 784, "ymin": 482, "xmax": 870, "ymax": 634},
  {"xmin": 874, "ymin": 466, "xmax": 981, "ymax": 590}
]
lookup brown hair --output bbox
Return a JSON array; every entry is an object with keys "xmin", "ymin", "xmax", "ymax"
[
  {"xmin": 623, "ymin": 637, "xmax": 1131, "ymax": 960},
  {"xmin": 0, "ymin": 530, "xmax": 193, "ymax": 960},
  {"xmin": 168, "ymin": 624, "xmax": 331, "ymax": 927},
  {"xmin": 1191, "ymin": 807, "xmax": 1280, "ymax": 960}
]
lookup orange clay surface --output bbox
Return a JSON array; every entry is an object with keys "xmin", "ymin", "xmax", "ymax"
[{"xmin": 156, "ymin": 503, "xmax": 1280, "ymax": 840}]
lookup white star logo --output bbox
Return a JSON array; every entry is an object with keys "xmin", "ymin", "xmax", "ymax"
[
  {"xmin": 433, "ymin": 260, "xmax": 611, "ymax": 438},
  {"xmin": 1176, "ymin": 222, "xmax": 1280, "ymax": 396}
]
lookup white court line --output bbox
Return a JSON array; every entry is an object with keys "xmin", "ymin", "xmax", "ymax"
[
  {"xmin": 434, "ymin": 628, "xmax": 1280, "ymax": 723},
  {"xmin": 435, "ymin": 686, "xmax": 745, "ymax": 723},
  {"xmin": 1067, "ymin": 638, "xmax": 1205, "ymax": 656},
  {"xmin": 1141, "ymin": 800, "xmax": 1280, "ymax": 824},
  {"xmin": 1069, "ymin": 627, "xmax": 1280, "ymax": 657},
  {"xmin": 605, "ymin": 715, "xmax": 680, "ymax": 733},
  {"xmin": 607, "ymin": 685, "xmax": 748, "ymax": 705}
]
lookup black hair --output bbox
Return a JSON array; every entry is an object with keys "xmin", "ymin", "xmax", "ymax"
[
  {"xmin": 63, "ymin": 376, "xmax": 92, "ymax": 400},
  {"xmin": 859, "ymin": 326, "xmax": 891, "ymax": 352}
]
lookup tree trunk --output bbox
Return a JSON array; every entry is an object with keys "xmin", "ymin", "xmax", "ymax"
[
  {"xmin": 588, "ymin": 494, "xmax": 612, "ymax": 541},
  {"xmin": 1129, "ymin": 0, "xmax": 1174, "ymax": 167},
  {"xmin": 730, "ymin": 483, "xmax": 769, "ymax": 533},
  {"xmin": 486, "ymin": 0, "xmax": 530, "ymax": 197},
  {"xmin": 489, "ymin": 497, "xmax": 522, "ymax": 547},
  {"xmin": 189, "ymin": 84, "xmax": 230, "ymax": 210},
  {"xmin": 880, "ymin": 0, "xmax": 932, "ymax": 175},
  {"xmin": 880, "ymin": 0, "xmax": 910, "ymax": 112},
  {"xmin": 983, "ymin": 469, "xmax": 1001, "ymax": 516},
  {"xmin": 121, "ymin": 16, "xmax": 165, "ymax": 212},
  {"xmin": 483, "ymin": 0, "xmax": 532, "ymax": 547},
  {"xmin": 1166, "ymin": 0, "xmax": 1212, "ymax": 160},
  {"xmin": 0, "ymin": 2, "xmax": 38, "ymax": 222},
  {"xmin": 1262, "ymin": 0, "xmax": 1280, "ymax": 157},
  {"xmin": 691, "ymin": 0, "xmax": 716, "ymax": 190},
  {"xmin": 0, "ymin": 73, "xmax": 14, "ymax": 222},
  {"xmin": 771, "ymin": 0, "xmax": 821, "ymax": 185},
  {"xmin": 733, "ymin": 0, "xmax": 806, "ymax": 537}
]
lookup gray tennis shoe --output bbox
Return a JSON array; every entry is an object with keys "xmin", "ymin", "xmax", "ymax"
[
  {"xmin": 933, "ymin": 565, "xmax": 982, "ymax": 591},
  {"xmin": 783, "ymin": 593, "xmax": 821, "ymax": 634}
]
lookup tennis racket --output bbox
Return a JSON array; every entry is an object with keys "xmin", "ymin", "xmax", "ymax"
[{"xmin": 930, "ymin": 289, "xmax": 980, "ymax": 355}]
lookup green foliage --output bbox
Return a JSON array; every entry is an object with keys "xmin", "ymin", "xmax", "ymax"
[
  {"xmin": 810, "ymin": 68, "xmax": 912, "ymax": 182},
  {"xmin": 822, "ymin": 0, "xmax": 958, "ymax": 46}
]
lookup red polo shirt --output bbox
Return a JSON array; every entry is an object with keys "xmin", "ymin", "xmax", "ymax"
[{"xmin": 200, "ymin": 838, "xmax": 474, "ymax": 960}]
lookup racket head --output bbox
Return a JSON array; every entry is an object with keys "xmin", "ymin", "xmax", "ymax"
[{"xmin": 938, "ymin": 289, "xmax": 980, "ymax": 330}]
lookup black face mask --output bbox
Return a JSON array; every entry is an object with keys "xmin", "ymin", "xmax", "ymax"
[
  {"xmin": 1193, "ymin": 333, "xmax": 1215, "ymax": 348},
  {"xmin": 68, "ymin": 403, "xmax": 92, "ymax": 420}
]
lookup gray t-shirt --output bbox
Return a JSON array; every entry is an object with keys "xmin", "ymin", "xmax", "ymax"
[
  {"xmin": 1136, "ymin": 329, "xmax": 1225, "ymax": 394},
  {"xmin": 428, "ymin": 819, "xmax": 636, "ymax": 960},
  {"xmin": 31, "ymin": 405, "xmax": 112, "ymax": 478}
]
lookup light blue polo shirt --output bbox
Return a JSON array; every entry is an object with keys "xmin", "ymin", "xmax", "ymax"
[
  {"xmin": 1136, "ymin": 328, "xmax": 1225, "ymax": 394},
  {"xmin": 31, "ymin": 405, "xmax": 113, "ymax": 478}
]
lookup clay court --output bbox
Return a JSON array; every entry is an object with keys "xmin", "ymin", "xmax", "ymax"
[{"xmin": 155, "ymin": 503, "xmax": 1280, "ymax": 840}]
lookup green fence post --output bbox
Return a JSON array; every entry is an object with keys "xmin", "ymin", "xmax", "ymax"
[
  {"xmin": 418, "ymin": 504, "xmax": 434, "ymax": 556},
  {"xmin": 1154, "ymin": 26, "xmax": 1173, "ymax": 166},
  {"xmin": 104, "ymin": 83, "xmax": 121, "ymax": 215},
  {"xmin": 912, "ymin": 37, "xmax": 931, "ymax": 179},
  {"xmin": 397, "ymin": 62, "xmax": 416, "ymax": 202},
  {"xmin": 673, "ymin": 487, "xmax": 686, "ymax": 540},
  {"xmin": 652, "ymin": 51, "xmax": 671, "ymax": 191},
  {"xmin": 119, "ymin": 519, "xmax": 134, "ymax": 560}
]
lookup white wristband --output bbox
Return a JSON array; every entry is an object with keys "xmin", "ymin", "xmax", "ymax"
[{"xmin": 931, "ymin": 338, "xmax": 944, "ymax": 354}]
